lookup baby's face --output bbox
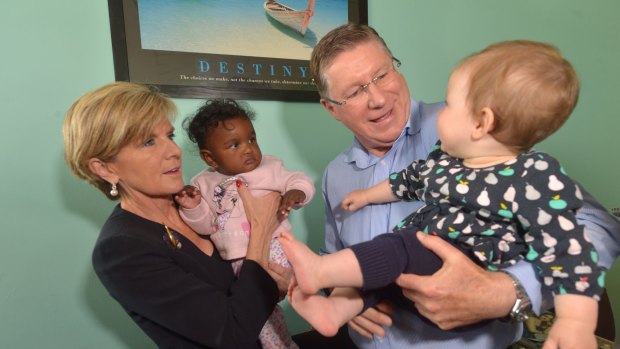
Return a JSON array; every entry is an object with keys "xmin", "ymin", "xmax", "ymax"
[
  {"xmin": 437, "ymin": 68, "xmax": 477, "ymax": 159},
  {"xmin": 203, "ymin": 117, "xmax": 262, "ymax": 175}
]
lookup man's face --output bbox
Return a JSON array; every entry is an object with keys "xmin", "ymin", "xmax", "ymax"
[{"xmin": 321, "ymin": 40, "xmax": 411, "ymax": 156}]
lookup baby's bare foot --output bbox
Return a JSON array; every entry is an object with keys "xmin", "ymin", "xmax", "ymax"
[{"xmin": 279, "ymin": 231, "xmax": 323, "ymax": 294}]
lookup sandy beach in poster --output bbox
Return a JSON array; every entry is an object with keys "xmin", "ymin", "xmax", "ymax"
[{"xmin": 138, "ymin": 0, "xmax": 348, "ymax": 60}]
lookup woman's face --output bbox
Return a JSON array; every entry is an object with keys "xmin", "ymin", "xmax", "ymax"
[{"xmin": 107, "ymin": 120, "xmax": 184, "ymax": 200}]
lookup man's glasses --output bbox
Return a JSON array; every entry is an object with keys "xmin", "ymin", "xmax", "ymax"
[{"xmin": 323, "ymin": 57, "xmax": 402, "ymax": 106}]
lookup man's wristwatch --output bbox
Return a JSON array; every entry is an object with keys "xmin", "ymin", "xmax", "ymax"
[{"xmin": 500, "ymin": 271, "xmax": 533, "ymax": 322}]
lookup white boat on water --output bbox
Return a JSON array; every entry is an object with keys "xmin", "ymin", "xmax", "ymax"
[{"xmin": 264, "ymin": 0, "xmax": 316, "ymax": 36}]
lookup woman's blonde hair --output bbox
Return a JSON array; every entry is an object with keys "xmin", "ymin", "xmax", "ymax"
[
  {"xmin": 459, "ymin": 40, "xmax": 580, "ymax": 152},
  {"xmin": 63, "ymin": 82, "xmax": 177, "ymax": 199}
]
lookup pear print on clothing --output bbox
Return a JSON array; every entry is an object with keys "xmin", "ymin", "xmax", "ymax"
[
  {"xmin": 524, "ymin": 158, "xmax": 535, "ymax": 168},
  {"xmin": 526, "ymin": 245, "xmax": 539, "ymax": 260},
  {"xmin": 436, "ymin": 217, "xmax": 446, "ymax": 230},
  {"xmin": 395, "ymin": 184, "xmax": 408, "ymax": 198},
  {"xmin": 462, "ymin": 224, "xmax": 472, "ymax": 234},
  {"xmin": 484, "ymin": 173, "xmax": 498, "ymax": 185},
  {"xmin": 548, "ymin": 175, "xmax": 565, "ymax": 191},
  {"xmin": 542, "ymin": 231, "xmax": 558, "ymax": 248},
  {"xmin": 453, "ymin": 212, "xmax": 465, "ymax": 224},
  {"xmin": 535, "ymin": 160, "xmax": 549, "ymax": 171},
  {"xmin": 517, "ymin": 214, "xmax": 531, "ymax": 229},
  {"xmin": 574, "ymin": 184, "xmax": 583, "ymax": 201},
  {"xmin": 439, "ymin": 183, "xmax": 450, "ymax": 196},
  {"xmin": 387, "ymin": 143, "xmax": 603, "ymax": 300},
  {"xmin": 558, "ymin": 215, "xmax": 575, "ymax": 231},
  {"xmin": 477, "ymin": 188, "xmax": 490, "ymax": 206},
  {"xmin": 498, "ymin": 240, "xmax": 510, "ymax": 252},
  {"xmin": 537, "ymin": 208, "xmax": 552, "ymax": 225},
  {"xmin": 525, "ymin": 184, "xmax": 541, "ymax": 201},
  {"xmin": 501, "ymin": 232, "xmax": 516, "ymax": 242},
  {"xmin": 540, "ymin": 254, "xmax": 556, "ymax": 263},
  {"xmin": 504, "ymin": 186, "xmax": 516, "ymax": 202}
]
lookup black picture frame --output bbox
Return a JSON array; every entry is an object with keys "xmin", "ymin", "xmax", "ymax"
[{"xmin": 108, "ymin": 0, "xmax": 368, "ymax": 101}]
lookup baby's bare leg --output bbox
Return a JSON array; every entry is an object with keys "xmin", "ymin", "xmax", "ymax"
[
  {"xmin": 288, "ymin": 284, "xmax": 363, "ymax": 337},
  {"xmin": 279, "ymin": 231, "xmax": 363, "ymax": 294}
]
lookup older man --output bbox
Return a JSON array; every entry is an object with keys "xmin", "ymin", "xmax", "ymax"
[{"xmin": 311, "ymin": 23, "xmax": 620, "ymax": 348}]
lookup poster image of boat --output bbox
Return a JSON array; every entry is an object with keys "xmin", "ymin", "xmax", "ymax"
[
  {"xmin": 139, "ymin": 0, "xmax": 344, "ymax": 60},
  {"xmin": 109, "ymin": 0, "xmax": 367, "ymax": 101}
]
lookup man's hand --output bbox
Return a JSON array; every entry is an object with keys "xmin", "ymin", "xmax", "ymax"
[
  {"xmin": 279, "ymin": 189, "xmax": 306, "ymax": 220},
  {"xmin": 348, "ymin": 302, "xmax": 394, "ymax": 339},
  {"xmin": 174, "ymin": 185, "xmax": 201, "ymax": 209},
  {"xmin": 395, "ymin": 232, "xmax": 515, "ymax": 330}
]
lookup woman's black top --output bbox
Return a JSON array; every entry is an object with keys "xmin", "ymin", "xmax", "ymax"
[{"xmin": 92, "ymin": 205, "xmax": 278, "ymax": 348}]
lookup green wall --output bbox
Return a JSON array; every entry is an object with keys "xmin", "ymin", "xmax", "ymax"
[{"xmin": 1, "ymin": 1, "xmax": 618, "ymax": 347}]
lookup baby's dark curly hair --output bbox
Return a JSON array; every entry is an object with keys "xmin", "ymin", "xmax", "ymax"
[{"xmin": 184, "ymin": 99, "xmax": 255, "ymax": 150}]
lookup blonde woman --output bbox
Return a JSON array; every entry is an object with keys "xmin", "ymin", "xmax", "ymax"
[{"xmin": 63, "ymin": 82, "xmax": 291, "ymax": 348}]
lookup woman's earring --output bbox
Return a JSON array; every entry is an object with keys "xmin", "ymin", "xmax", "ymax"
[{"xmin": 110, "ymin": 183, "xmax": 119, "ymax": 197}]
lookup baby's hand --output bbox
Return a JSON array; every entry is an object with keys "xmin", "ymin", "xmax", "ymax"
[
  {"xmin": 341, "ymin": 190, "xmax": 369, "ymax": 211},
  {"xmin": 174, "ymin": 185, "xmax": 201, "ymax": 209},
  {"xmin": 543, "ymin": 317, "xmax": 597, "ymax": 349},
  {"xmin": 279, "ymin": 189, "xmax": 306, "ymax": 220}
]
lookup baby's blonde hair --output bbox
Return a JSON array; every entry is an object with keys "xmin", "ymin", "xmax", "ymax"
[{"xmin": 459, "ymin": 40, "xmax": 579, "ymax": 152}]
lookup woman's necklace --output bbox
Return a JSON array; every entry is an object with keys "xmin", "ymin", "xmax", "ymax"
[
  {"xmin": 122, "ymin": 197, "xmax": 185, "ymax": 249},
  {"xmin": 121, "ymin": 196, "xmax": 214, "ymax": 254}
]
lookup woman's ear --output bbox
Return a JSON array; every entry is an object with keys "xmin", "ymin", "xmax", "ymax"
[
  {"xmin": 200, "ymin": 149, "xmax": 218, "ymax": 169},
  {"xmin": 88, "ymin": 158, "xmax": 118, "ymax": 184},
  {"xmin": 472, "ymin": 107, "xmax": 496, "ymax": 140}
]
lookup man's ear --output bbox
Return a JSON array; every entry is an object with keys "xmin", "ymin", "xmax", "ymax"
[
  {"xmin": 472, "ymin": 107, "xmax": 496, "ymax": 140},
  {"xmin": 320, "ymin": 98, "xmax": 340, "ymax": 121},
  {"xmin": 200, "ymin": 149, "xmax": 218, "ymax": 169},
  {"xmin": 88, "ymin": 158, "xmax": 118, "ymax": 184}
]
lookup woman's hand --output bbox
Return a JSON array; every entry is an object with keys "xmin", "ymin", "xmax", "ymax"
[
  {"xmin": 267, "ymin": 262, "xmax": 293, "ymax": 300},
  {"xmin": 237, "ymin": 181, "xmax": 282, "ymax": 268},
  {"xmin": 395, "ymin": 232, "xmax": 514, "ymax": 329}
]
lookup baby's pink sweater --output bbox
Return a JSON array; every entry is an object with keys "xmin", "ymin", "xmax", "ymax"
[{"xmin": 179, "ymin": 155, "xmax": 315, "ymax": 260}]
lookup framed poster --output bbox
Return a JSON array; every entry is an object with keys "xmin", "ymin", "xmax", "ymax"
[{"xmin": 108, "ymin": 0, "xmax": 368, "ymax": 101}]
